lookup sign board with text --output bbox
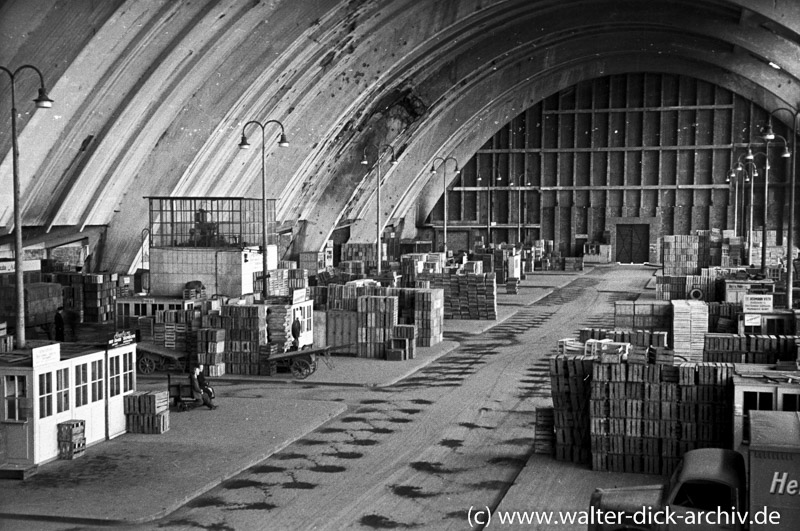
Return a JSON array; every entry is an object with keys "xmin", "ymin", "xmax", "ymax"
[{"xmin": 743, "ymin": 294, "xmax": 773, "ymax": 314}]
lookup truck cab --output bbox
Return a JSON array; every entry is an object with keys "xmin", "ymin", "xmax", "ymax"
[{"xmin": 589, "ymin": 448, "xmax": 747, "ymax": 530}]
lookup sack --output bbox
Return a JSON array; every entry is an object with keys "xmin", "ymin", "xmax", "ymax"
[{"xmin": 204, "ymin": 386, "xmax": 215, "ymax": 400}]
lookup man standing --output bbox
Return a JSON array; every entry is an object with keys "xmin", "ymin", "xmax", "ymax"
[{"xmin": 54, "ymin": 306, "xmax": 65, "ymax": 342}]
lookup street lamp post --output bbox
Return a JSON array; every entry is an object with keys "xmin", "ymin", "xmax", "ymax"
[
  {"xmin": 429, "ymin": 156, "xmax": 460, "ymax": 256},
  {"xmin": 763, "ymin": 109, "xmax": 800, "ymax": 308},
  {"xmin": 745, "ymin": 136, "xmax": 790, "ymax": 275},
  {"xmin": 726, "ymin": 161, "xmax": 750, "ymax": 237},
  {"xmin": 361, "ymin": 144, "xmax": 398, "ymax": 275},
  {"xmin": 1, "ymin": 64, "xmax": 54, "ymax": 349},
  {"xmin": 238, "ymin": 119, "xmax": 289, "ymax": 299}
]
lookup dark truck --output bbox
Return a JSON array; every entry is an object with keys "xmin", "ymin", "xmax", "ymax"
[{"xmin": 589, "ymin": 411, "xmax": 800, "ymax": 530}]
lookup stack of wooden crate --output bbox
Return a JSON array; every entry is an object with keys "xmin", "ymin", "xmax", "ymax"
[
  {"xmin": 341, "ymin": 243, "xmax": 378, "ymax": 268},
  {"xmin": 83, "ymin": 273, "xmax": 117, "ymax": 323},
  {"xmin": 414, "ymin": 288, "xmax": 444, "ymax": 347},
  {"xmin": 589, "ymin": 358, "xmax": 733, "ymax": 476},
  {"xmin": 258, "ymin": 343, "xmax": 280, "ymax": 375},
  {"xmin": 299, "ymin": 251, "xmax": 326, "ymax": 274},
  {"xmin": 391, "ymin": 324, "xmax": 417, "ymax": 359},
  {"xmin": 660, "ymin": 235, "xmax": 702, "ymax": 275},
  {"xmin": 288, "ymin": 268, "xmax": 308, "ymax": 292},
  {"xmin": 57, "ymin": 419, "xmax": 86, "ymax": 459},
  {"xmin": 264, "ymin": 269, "xmax": 290, "ymax": 297},
  {"xmin": 549, "ymin": 354, "xmax": 593, "ymax": 464},
  {"xmin": 671, "ymin": 300, "xmax": 708, "ymax": 362},
  {"xmin": 506, "ymin": 277, "xmax": 520, "ymax": 294},
  {"xmin": 266, "ymin": 303, "xmax": 296, "ymax": 353},
  {"xmin": 534, "ymin": 407, "xmax": 556, "ymax": 455},
  {"xmin": 124, "ymin": 390, "xmax": 170, "ymax": 434},
  {"xmin": 703, "ymin": 333, "xmax": 798, "ymax": 363},
  {"xmin": 357, "ymin": 296, "xmax": 399, "ymax": 358},
  {"xmin": 417, "ymin": 271, "xmax": 498, "ymax": 320},
  {"xmin": 197, "ymin": 327, "xmax": 226, "ymax": 372},
  {"xmin": 579, "ymin": 328, "xmax": 669, "ymax": 349},
  {"xmin": 325, "ymin": 310, "xmax": 358, "ymax": 354},
  {"xmin": 221, "ymin": 304, "xmax": 268, "ymax": 375},
  {"xmin": 53, "ymin": 272, "xmax": 85, "ymax": 323}
]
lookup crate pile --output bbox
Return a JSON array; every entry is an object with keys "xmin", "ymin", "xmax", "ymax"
[
  {"xmin": 506, "ymin": 277, "xmax": 520, "ymax": 294},
  {"xmin": 50, "ymin": 272, "xmax": 85, "ymax": 323},
  {"xmin": 703, "ymin": 333, "xmax": 800, "ymax": 363},
  {"xmin": 660, "ymin": 235, "xmax": 702, "ymax": 275},
  {"xmin": 288, "ymin": 269, "xmax": 309, "ymax": 292},
  {"xmin": 534, "ymin": 406, "xmax": 556, "ymax": 455},
  {"xmin": 266, "ymin": 302, "xmax": 296, "ymax": 353},
  {"xmin": 124, "ymin": 390, "xmax": 170, "ymax": 434},
  {"xmin": 220, "ymin": 304, "xmax": 268, "ymax": 375},
  {"xmin": 0, "ymin": 282, "xmax": 63, "ymax": 328},
  {"xmin": 341, "ymin": 243, "xmax": 378, "ymax": 268},
  {"xmin": 706, "ymin": 302, "xmax": 741, "ymax": 333},
  {"xmin": 299, "ymin": 251, "xmax": 327, "ymax": 274},
  {"xmin": 264, "ymin": 269, "xmax": 290, "ymax": 297},
  {"xmin": 153, "ymin": 309, "xmax": 202, "ymax": 353},
  {"xmin": 590, "ymin": 360, "xmax": 733, "ymax": 475},
  {"xmin": 614, "ymin": 300, "xmax": 672, "ymax": 331},
  {"xmin": 197, "ymin": 328, "xmax": 226, "ymax": 370},
  {"xmin": 671, "ymin": 300, "xmax": 708, "ymax": 362},
  {"xmin": 391, "ymin": 324, "xmax": 417, "ymax": 360},
  {"xmin": 414, "ymin": 288, "xmax": 444, "ymax": 347},
  {"xmin": 357, "ymin": 296, "xmax": 399, "ymax": 358},
  {"xmin": 57, "ymin": 420, "xmax": 86, "ymax": 459},
  {"xmin": 417, "ymin": 271, "xmax": 498, "ymax": 320},
  {"xmin": 549, "ymin": 354, "xmax": 593, "ymax": 464},
  {"xmin": 578, "ymin": 328, "xmax": 669, "ymax": 349},
  {"xmin": 0, "ymin": 321, "xmax": 12, "ymax": 352},
  {"xmin": 325, "ymin": 310, "xmax": 359, "ymax": 353},
  {"xmin": 256, "ymin": 343, "xmax": 281, "ymax": 375},
  {"xmin": 83, "ymin": 273, "xmax": 117, "ymax": 323}
]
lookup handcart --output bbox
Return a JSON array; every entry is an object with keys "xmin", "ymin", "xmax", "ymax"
[{"xmin": 270, "ymin": 345, "xmax": 335, "ymax": 379}]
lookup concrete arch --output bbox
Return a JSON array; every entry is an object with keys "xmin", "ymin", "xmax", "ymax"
[{"xmin": 0, "ymin": 0, "xmax": 797, "ymax": 271}]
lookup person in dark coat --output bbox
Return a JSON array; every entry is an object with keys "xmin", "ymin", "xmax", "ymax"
[
  {"xmin": 54, "ymin": 307, "xmax": 65, "ymax": 342},
  {"xmin": 190, "ymin": 366, "xmax": 217, "ymax": 409},
  {"xmin": 197, "ymin": 364, "xmax": 215, "ymax": 399},
  {"xmin": 291, "ymin": 316, "xmax": 302, "ymax": 350}
]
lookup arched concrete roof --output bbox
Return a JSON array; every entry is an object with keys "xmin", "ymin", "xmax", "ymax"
[{"xmin": 1, "ymin": 0, "xmax": 798, "ymax": 271}]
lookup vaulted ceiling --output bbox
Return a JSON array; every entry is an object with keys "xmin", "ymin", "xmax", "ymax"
[{"xmin": 1, "ymin": 0, "xmax": 798, "ymax": 272}]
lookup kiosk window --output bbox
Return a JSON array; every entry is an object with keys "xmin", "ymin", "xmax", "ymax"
[
  {"xmin": 4, "ymin": 375, "xmax": 27, "ymax": 421},
  {"xmin": 56, "ymin": 368, "xmax": 70, "ymax": 413},
  {"xmin": 75, "ymin": 364, "xmax": 88, "ymax": 407},
  {"xmin": 91, "ymin": 360, "xmax": 104, "ymax": 402},
  {"xmin": 39, "ymin": 372, "xmax": 53, "ymax": 419},
  {"xmin": 123, "ymin": 351, "xmax": 134, "ymax": 392},
  {"xmin": 109, "ymin": 356, "xmax": 121, "ymax": 397}
]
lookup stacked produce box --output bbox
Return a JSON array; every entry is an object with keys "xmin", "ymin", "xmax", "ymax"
[
  {"xmin": 549, "ymin": 354, "xmax": 593, "ymax": 464},
  {"xmin": 357, "ymin": 296, "xmax": 399, "ymax": 358},
  {"xmin": 590, "ymin": 359, "xmax": 732, "ymax": 476},
  {"xmin": 83, "ymin": 273, "xmax": 117, "ymax": 323},
  {"xmin": 124, "ymin": 391, "xmax": 170, "ymax": 434},
  {"xmin": 57, "ymin": 420, "xmax": 86, "ymax": 459},
  {"xmin": 414, "ymin": 288, "xmax": 444, "ymax": 347},
  {"xmin": 703, "ymin": 333, "xmax": 799, "ymax": 363},
  {"xmin": 671, "ymin": 300, "xmax": 708, "ymax": 363},
  {"xmin": 220, "ymin": 304, "xmax": 268, "ymax": 375}
]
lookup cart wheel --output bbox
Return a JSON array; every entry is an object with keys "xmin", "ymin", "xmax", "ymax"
[
  {"xmin": 138, "ymin": 355, "xmax": 157, "ymax": 374},
  {"xmin": 291, "ymin": 359, "xmax": 312, "ymax": 379},
  {"xmin": 156, "ymin": 357, "xmax": 167, "ymax": 371}
]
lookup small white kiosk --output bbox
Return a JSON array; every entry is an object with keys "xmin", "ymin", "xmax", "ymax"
[{"xmin": 1, "ymin": 338, "xmax": 137, "ymax": 470}]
